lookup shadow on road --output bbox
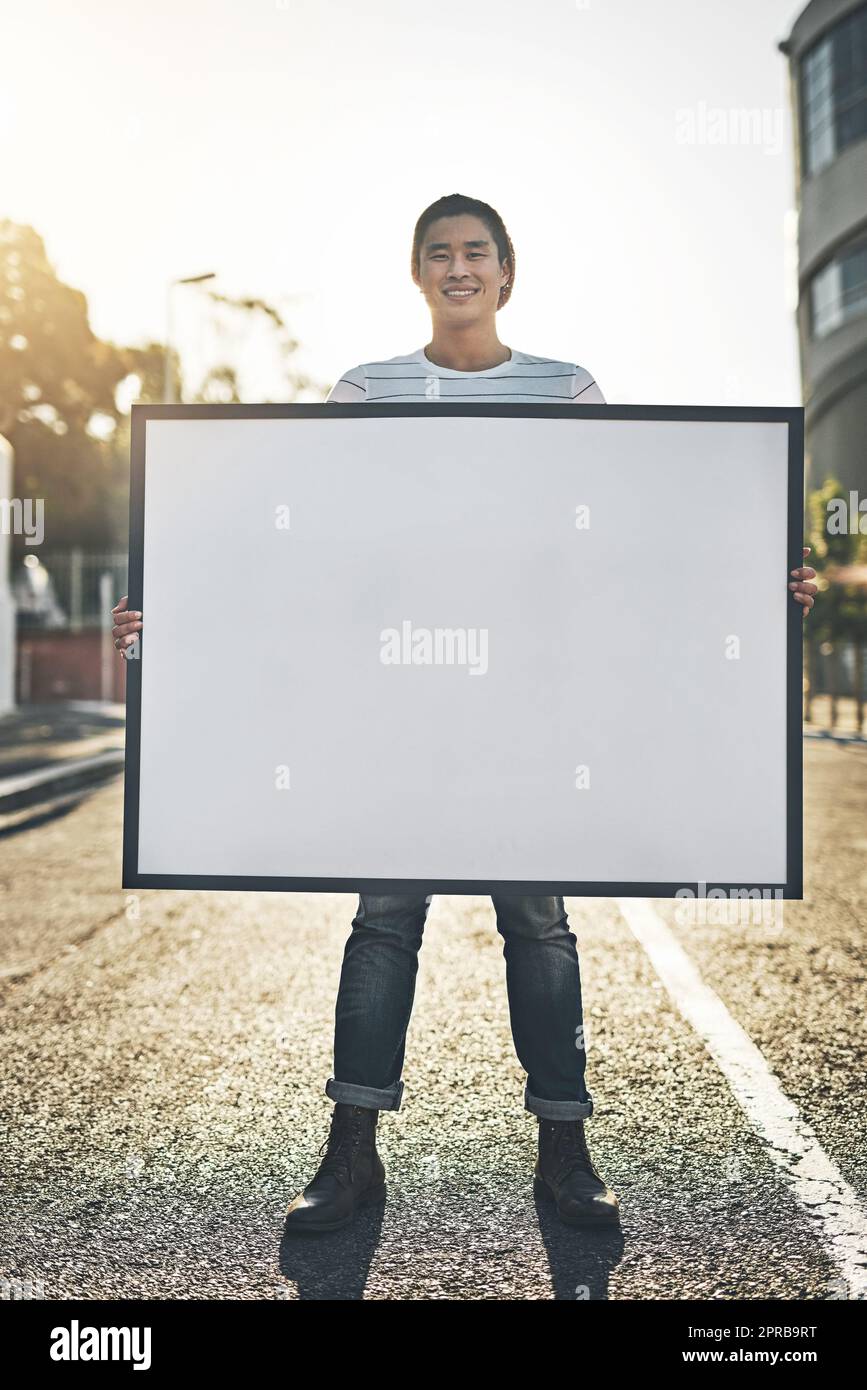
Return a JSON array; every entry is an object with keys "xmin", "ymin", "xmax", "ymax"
[
  {"xmin": 277, "ymin": 1192, "xmax": 624, "ymax": 1300},
  {"xmin": 0, "ymin": 795, "xmax": 84, "ymax": 839},
  {"xmin": 533, "ymin": 1192, "xmax": 625, "ymax": 1300},
  {"xmin": 279, "ymin": 1202, "xmax": 386, "ymax": 1299}
]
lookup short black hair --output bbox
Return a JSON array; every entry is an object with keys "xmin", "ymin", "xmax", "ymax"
[{"xmin": 411, "ymin": 193, "xmax": 515, "ymax": 309}]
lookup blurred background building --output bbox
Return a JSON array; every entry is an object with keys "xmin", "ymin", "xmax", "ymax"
[{"xmin": 781, "ymin": 0, "xmax": 867, "ymax": 496}]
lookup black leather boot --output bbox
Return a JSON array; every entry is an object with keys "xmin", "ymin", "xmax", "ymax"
[
  {"xmin": 285, "ymin": 1102, "xmax": 386, "ymax": 1232},
  {"xmin": 534, "ymin": 1116, "xmax": 620, "ymax": 1226}
]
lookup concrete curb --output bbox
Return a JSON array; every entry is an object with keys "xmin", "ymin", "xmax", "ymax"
[
  {"xmin": 0, "ymin": 730, "xmax": 861, "ymax": 818},
  {"xmin": 0, "ymin": 749, "xmax": 124, "ymax": 813},
  {"xmin": 804, "ymin": 730, "xmax": 867, "ymax": 746}
]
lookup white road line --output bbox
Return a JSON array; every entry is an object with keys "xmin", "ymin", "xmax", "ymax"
[{"xmin": 615, "ymin": 896, "xmax": 867, "ymax": 1301}]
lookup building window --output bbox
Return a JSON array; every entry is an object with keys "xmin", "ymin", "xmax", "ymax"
[
  {"xmin": 801, "ymin": 3, "xmax": 867, "ymax": 176},
  {"xmin": 810, "ymin": 236, "xmax": 867, "ymax": 337}
]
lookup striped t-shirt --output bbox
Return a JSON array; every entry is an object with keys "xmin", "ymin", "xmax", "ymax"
[{"xmin": 325, "ymin": 347, "xmax": 606, "ymax": 404}]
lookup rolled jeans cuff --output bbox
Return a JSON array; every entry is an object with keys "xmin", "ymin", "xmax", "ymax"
[
  {"xmin": 326, "ymin": 1076, "xmax": 404, "ymax": 1112},
  {"xmin": 524, "ymin": 1084, "xmax": 593, "ymax": 1121}
]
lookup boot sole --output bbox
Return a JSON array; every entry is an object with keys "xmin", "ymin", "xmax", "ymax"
[
  {"xmin": 284, "ymin": 1181, "xmax": 387, "ymax": 1234},
  {"xmin": 533, "ymin": 1174, "xmax": 621, "ymax": 1227}
]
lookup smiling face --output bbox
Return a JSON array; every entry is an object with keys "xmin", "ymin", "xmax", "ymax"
[{"xmin": 413, "ymin": 213, "xmax": 511, "ymax": 323}]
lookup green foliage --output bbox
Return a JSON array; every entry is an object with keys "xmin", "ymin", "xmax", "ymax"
[
  {"xmin": 806, "ymin": 476, "xmax": 867, "ymax": 646},
  {"xmin": 0, "ymin": 220, "xmax": 129, "ymax": 439},
  {"xmin": 193, "ymin": 288, "xmax": 325, "ymax": 402},
  {"xmin": 0, "ymin": 219, "xmax": 324, "ymax": 555},
  {"xmin": 0, "ymin": 220, "xmax": 147, "ymax": 554}
]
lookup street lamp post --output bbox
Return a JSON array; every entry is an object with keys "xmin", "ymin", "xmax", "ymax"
[{"xmin": 163, "ymin": 272, "xmax": 216, "ymax": 404}]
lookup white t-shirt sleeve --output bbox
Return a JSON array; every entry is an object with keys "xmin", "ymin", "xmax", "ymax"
[
  {"xmin": 325, "ymin": 365, "xmax": 367, "ymax": 402},
  {"xmin": 572, "ymin": 365, "xmax": 606, "ymax": 404}
]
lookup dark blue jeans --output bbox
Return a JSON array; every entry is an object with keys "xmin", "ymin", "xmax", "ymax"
[{"xmin": 325, "ymin": 892, "xmax": 594, "ymax": 1121}]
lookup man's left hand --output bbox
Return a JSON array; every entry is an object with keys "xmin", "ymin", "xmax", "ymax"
[{"xmin": 789, "ymin": 546, "xmax": 818, "ymax": 618}]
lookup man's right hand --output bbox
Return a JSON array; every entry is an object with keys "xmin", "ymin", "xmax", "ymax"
[{"xmin": 111, "ymin": 595, "xmax": 143, "ymax": 656}]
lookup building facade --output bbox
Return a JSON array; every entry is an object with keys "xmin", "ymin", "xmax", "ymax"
[{"xmin": 780, "ymin": 0, "xmax": 867, "ymax": 496}]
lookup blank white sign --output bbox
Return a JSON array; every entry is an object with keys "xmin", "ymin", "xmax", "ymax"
[{"xmin": 123, "ymin": 406, "xmax": 801, "ymax": 895}]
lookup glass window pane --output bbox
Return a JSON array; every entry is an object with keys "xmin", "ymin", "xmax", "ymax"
[
  {"xmin": 800, "ymin": 8, "xmax": 867, "ymax": 175},
  {"xmin": 803, "ymin": 37, "xmax": 835, "ymax": 174},
  {"xmin": 811, "ymin": 260, "xmax": 843, "ymax": 337},
  {"xmin": 810, "ymin": 239, "xmax": 867, "ymax": 338}
]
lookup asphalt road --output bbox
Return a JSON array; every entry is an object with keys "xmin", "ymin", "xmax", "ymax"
[{"xmin": 1, "ymin": 739, "xmax": 865, "ymax": 1301}]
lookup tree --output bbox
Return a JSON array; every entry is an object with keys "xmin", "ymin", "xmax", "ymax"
[
  {"xmin": 805, "ymin": 476, "xmax": 867, "ymax": 729},
  {"xmin": 1, "ymin": 219, "xmax": 326, "ymax": 556},
  {"xmin": 0, "ymin": 220, "xmax": 129, "ymax": 439},
  {"xmin": 191, "ymin": 288, "xmax": 325, "ymax": 402},
  {"xmin": 0, "ymin": 221, "xmax": 142, "ymax": 554}
]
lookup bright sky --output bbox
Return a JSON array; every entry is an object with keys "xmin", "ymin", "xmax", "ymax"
[{"xmin": 2, "ymin": 0, "xmax": 805, "ymax": 405}]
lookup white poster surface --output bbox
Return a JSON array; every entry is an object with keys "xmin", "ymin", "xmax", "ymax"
[{"xmin": 123, "ymin": 406, "xmax": 802, "ymax": 897}]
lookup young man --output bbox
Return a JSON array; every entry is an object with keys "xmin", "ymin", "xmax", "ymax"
[{"xmin": 112, "ymin": 193, "xmax": 818, "ymax": 1235}]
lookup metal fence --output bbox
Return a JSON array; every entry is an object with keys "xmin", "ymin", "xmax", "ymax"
[
  {"xmin": 15, "ymin": 550, "xmax": 128, "ymax": 630},
  {"xmin": 809, "ymin": 641, "xmax": 866, "ymax": 699},
  {"xmin": 805, "ymin": 639, "xmax": 866, "ymax": 735},
  {"xmin": 10, "ymin": 548, "xmax": 867, "ymax": 734}
]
